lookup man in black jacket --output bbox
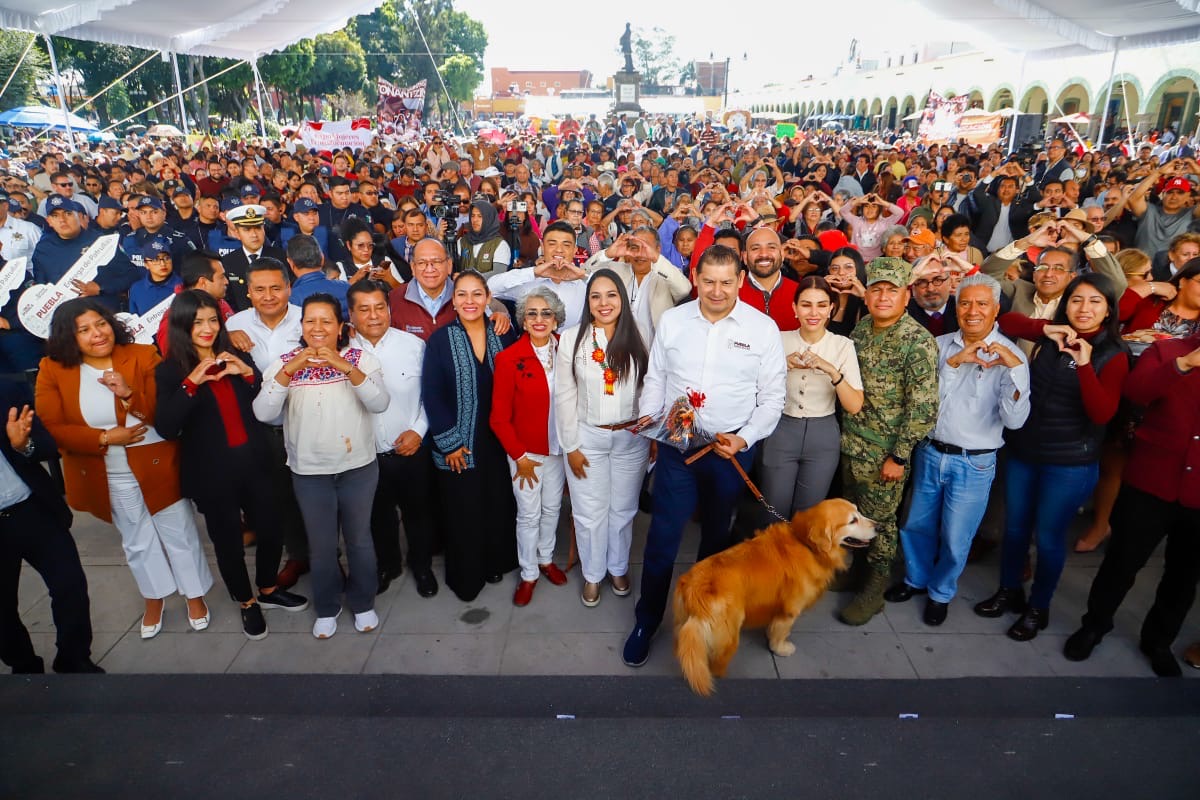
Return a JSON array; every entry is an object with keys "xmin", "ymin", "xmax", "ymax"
[{"xmin": 0, "ymin": 377, "xmax": 101, "ymax": 673}]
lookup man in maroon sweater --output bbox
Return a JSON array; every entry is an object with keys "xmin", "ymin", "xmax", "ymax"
[
  {"xmin": 388, "ymin": 239, "xmax": 512, "ymax": 340},
  {"xmin": 1063, "ymin": 334, "xmax": 1200, "ymax": 677},
  {"xmin": 738, "ymin": 226, "xmax": 799, "ymax": 331}
]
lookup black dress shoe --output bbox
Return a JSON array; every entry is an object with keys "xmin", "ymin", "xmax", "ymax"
[
  {"xmin": 414, "ymin": 568, "xmax": 438, "ymax": 598},
  {"xmin": 884, "ymin": 583, "xmax": 927, "ymax": 603},
  {"xmin": 376, "ymin": 564, "xmax": 403, "ymax": 596},
  {"xmin": 52, "ymin": 657, "xmax": 105, "ymax": 674},
  {"xmin": 1006, "ymin": 607, "xmax": 1049, "ymax": 641},
  {"xmin": 1063, "ymin": 628, "xmax": 1104, "ymax": 661},
  {"xmin": 974, "ymin": 586, "xmax": 1026, "ymax": 618},
  {"xmin": 923, "ymin": 599, "xmax": 949, "ymax": 626},
  {"xmin": 485, "ymin": 573, "xmax": 504, "ymax": 584},
  {"xmin": 1140, "ymin": 641, "xmax": 1182, "ymax": 678}
]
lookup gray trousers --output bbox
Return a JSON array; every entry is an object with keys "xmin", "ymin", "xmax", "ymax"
[
  {"xmin": 760, "ymin": 414, "xmax": 841, "ymax": 518},
  {"xmin": 292, "ymin": 461, "xmax": 379, "ymax": 618}
]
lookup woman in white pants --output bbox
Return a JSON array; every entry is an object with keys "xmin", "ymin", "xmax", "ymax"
[
  {"xmin": 490, "ymin": 287, "xmax": 570, "ymax": 606},
  {"xmin": 37, "ymin": 298, "xmax": 212, "ymax": 639},
  {"xmin": 556, "ymin": 269, "xmax": 650, "ymax": 606}
]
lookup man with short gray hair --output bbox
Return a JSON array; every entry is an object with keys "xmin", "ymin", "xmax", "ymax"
[{"xmin": 885, "ymin": 272, "xmax": 1030, "ymax": 625}]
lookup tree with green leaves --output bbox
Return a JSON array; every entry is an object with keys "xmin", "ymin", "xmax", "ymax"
[
  {"xmin": 0, "ymin": 31, "xmax": 48, "ymax": 108},
  {"xmin": 631, "ymin": 27, "xmax": 680, "ymax": 86}
]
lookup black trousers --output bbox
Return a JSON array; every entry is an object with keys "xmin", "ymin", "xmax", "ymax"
[
  {"xmin": 370, "ymin": 447, "xmax": 437, "ymax": 573},
  {"xmin": 196, "ymin": 462, "xmax": 284, "ymax": 603},
  {"xmin": 1081, "ymin": 484, "xmax": 1200, "ymax": 649},
  {"xmin": 0, "ymin": 497, "xmax": 93, "ymax": 670},
  {"xmin": 266, "ymin": 426, "xmax": 308, "ymax": 561}
]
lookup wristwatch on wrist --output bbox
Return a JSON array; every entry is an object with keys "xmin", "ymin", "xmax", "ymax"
[{"xmin": 887, "ymin": 453, "xmax": 908, "ymax": 467}]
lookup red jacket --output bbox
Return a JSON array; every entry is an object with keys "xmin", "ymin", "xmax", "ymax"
[
  {"xmin": 389, "ymin": 281, "xmax": 456, "ymax": 341},
  {"xmin": 1123, "ymin": 335, "xmax": 1200, "ymax": 508},
  {"xmin": 490, "ymin": 334, "xmax": 554, "ymax": 460},
  {"xmin": 739, "ymin": 274, "xmax": 800, "ymax": 331},
  {"xmin": 1118, "ymin": 288, "xmax": 1170, "ymax": 334}
]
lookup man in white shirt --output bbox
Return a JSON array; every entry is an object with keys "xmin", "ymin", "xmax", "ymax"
[
  {"xmin": 584, "ymin": 227, "xmax": 693, "ymax": 343},
  {"xmin": 622, "ymin": 243, "xmax": 786, "ymax": 667},
  {"xmin": 346, "ymin": 280, "xmax": 440, "ymax": 600},
  {"xmin": 225, "ymin": 258, "xmax": 309, "ymax": 589},
  {"xmin": 0, "ymin": 189, "xmax": 42, "ymax": 263},
  {"xmin": 488, "ymin": 221, "xmax": 589, "ymax": 327}
]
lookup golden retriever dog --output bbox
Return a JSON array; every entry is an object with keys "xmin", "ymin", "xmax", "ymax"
[{"xmin": 673, "ymin": 499, "xmax": 877, "ymax": 696}]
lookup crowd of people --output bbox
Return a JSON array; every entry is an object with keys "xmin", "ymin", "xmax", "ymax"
[{"xmin": 1, "ymin": 111, "xmax": 1198, "ymax": 677}]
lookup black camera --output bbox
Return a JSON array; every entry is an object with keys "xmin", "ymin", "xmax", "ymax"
[{"xmin": 430, "ymin": 189, "xmax": 461, "ymax": 221}]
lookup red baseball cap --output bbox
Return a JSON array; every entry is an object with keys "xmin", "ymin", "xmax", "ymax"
[
  {"xmin": 817, "ymin": 230, "xmax": 853, "ymax": 251},
  {"xmin": 1163, "ymin": 176, "xmax": 1193, "ymax": 193}
]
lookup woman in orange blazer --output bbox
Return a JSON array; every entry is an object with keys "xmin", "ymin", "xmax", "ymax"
[
  {"xmin": 490, "ymin": 286, "xmax": 569, "ymax": 607},
  {"xmin": 36, "ymin": 298, "xmax": 212, "ymax": 640}
]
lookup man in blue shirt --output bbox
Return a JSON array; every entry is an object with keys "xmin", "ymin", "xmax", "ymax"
[{"xmin": 286, "ymin": 234, "xmax": 348, "ymax": 316}]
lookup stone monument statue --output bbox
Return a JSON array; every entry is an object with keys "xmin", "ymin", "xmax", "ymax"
[{"xmin": 620, "ymin": 23, "xmax": 634, "ymax": 73}]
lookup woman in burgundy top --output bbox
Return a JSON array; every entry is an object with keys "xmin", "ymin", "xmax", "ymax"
[
  {"xmin": 1062, "ymin": 332, "xmax": 1200, "ymax": 676},
  {"xmin": 1117, "ymin": 257, "xmax": 1200, "ymax": 337},
  {"xmin": 979, "ymin": 274, "xmax": 1130, "ymax": 641},
  {"xmin": 155, "ymin": 290, "xmax": 308, "ymax": 641}
]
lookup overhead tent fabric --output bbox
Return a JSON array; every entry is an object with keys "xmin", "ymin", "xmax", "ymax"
[
  {"xmin": 913, "ymin": 0, "xmax": 1200, "ymax": 58},
  {"xmin": 0, "ymin": 0, "xmax": 387, "ymax": 58}
]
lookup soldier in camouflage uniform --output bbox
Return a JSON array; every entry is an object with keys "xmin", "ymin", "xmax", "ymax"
[{"xmin": 839, "ymin": 257, "xmax": 940, "ymax": 625}]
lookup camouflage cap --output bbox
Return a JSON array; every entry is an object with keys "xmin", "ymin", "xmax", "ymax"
[{"xmin": 865, "ymin": 257, "xmax": 913, "ymax": 287}]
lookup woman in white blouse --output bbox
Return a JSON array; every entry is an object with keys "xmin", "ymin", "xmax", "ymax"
[
  {"xmin": 253, "ymin": 293, "xmax": 390, "ymax": 640},
  {"xmin": 761, "ymin": 276, "xmax": 865, "ymax": 516},
  {"xmin": 555, "ymin": 269, "xmax": 650, "ymax": 607}
]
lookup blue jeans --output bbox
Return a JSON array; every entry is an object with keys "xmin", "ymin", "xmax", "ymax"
[
  {"xmin": 899, "ymin": 442, "xmax": 997, "ymax": 602},
  {"xmin": 634, "ymin": 443, "xmax": 755, "ymax": 632},
  {"xmin": 1000, "ymin": 456, "xmax": 1099, "ymax": 609}
]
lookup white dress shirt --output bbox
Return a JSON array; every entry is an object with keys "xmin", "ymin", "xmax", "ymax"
[
  {"xmin": 554, "ymin": 324, "xmax": 642, "ymax": 453},
  {"xmin": 930, "ymin": 327, "xmax": 1031, "ymax": 450},
  {"xmin": 225, "ymin": 304, "xmax": 303, "ymax": 373},
  {"xmin": 0, "ymin": 215, "xmax": 42, "ymax": 264},
  {"xmin": 488, "ymin": 267, "xmax": 588, "ymax": 329},
  {"xmin": 351, "ymin": 328, "xmax": 429, "ymax": 453},
  {"xmin": 640, "ymin": 299, "xmax": 786, "ymax": 449}
]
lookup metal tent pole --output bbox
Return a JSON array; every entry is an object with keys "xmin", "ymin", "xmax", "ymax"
[
  {"xmin": 0, "ymin": 34, "xmax": 37, "ymax": 102},
  {"xmin": 1008, "ymin": 53, "xmax": 1026, "ymax": 155},
  {"xmin": 42, "ymin": 34, "xmax": 74, "ymax": 152},
  {"xmin": 171, "ymin": 52, "xmax": 190, "ymax": 135},
  {"xmin": 1095, "ymin": 44, "xmax": 1120, "ymax": 147},
  {"xmin": 251, "ymin": 57, "xmax": 267, "ymax": 137}
]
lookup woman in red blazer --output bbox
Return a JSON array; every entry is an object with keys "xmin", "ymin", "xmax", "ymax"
[
  {"xmin": 36, "ymin": 298, "xmax": 212, "ymax": 640},
  {"xmin": 490, "ymin": 286, "xmax": 569, "ymax": 606}
]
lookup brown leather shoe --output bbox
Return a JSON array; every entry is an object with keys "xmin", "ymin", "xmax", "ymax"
[
  {"xmin": 513, "ymin": 580, "xmax": 537, "ymax": 607},
  {"xmin": 276, "ymin": 559, "xmax": 309, "ymax": 590},
  {"xmin": 1184, "ymin": 641, "xmax": 1200, "ymax": 670},
  {"xmin": 539, "ymin": 562, "xmax": 568, "ymax": 586},
  {"xmin": 581, "ymin": 581, "xmax": 601, "ymax": 607},
  {"xmin": 610, "ymin": 574, "xmax": 631, "ymax": 596},
  {"xmin": 242, "ymin": 530, "xmax": 257, "ymax": 548}
]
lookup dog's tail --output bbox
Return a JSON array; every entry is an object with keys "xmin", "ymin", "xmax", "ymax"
[{"xmin": 675, "ymin": 613, "xmax": 715, "ymax": 697}]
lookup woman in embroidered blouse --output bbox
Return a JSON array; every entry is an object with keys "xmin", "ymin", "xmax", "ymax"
[
  {"xmin": 422, "ymin": 270, "xmax": 519, "ymax": 601},
  {"xmin": 761, "ymin": 276, "xmax": 864, "ymax": 517},
  {"xmin": 253, "ymin": 293, "xmax": 389, "ymax": 640},
  {"xmin": 1118, "ymin": 257, "xmax": 1200, "ymax": 338},
  {"xmin": 555, "ymin": 269, "xmax": 650, "ymax": 607},
  {"xmin": 156, "ymin": 291, "xmax": 308, "ymax": 642},
  {"xmin": 490, "ymin": 287, "xmax": 570, "ymax": 607}
]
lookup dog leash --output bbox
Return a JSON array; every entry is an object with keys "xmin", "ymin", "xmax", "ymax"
[{"xmin": 684, "ymin": 439, "xmax": 788, "ymax": 523}]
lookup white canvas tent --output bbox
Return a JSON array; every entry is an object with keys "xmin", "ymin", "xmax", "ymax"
[
  {"xmin": 0, "ymin": 1, "xmax": 387, "ymax": 145},
  {"xmin": 914, "ymin": 0, "xmax": 1200, "ymax": 145}
]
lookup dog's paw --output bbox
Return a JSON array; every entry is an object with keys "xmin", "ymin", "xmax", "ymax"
[{"xmin": 770, "ymin": 641, "xmax": 796, "ymax": 657}]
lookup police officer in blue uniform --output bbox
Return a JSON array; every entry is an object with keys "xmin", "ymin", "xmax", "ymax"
[{"xmin": 32, "ymin": 195, "xmax": 138, "ymax": 313}]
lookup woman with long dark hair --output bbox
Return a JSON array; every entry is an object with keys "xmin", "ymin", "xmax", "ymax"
[
  {"xmin": 155, "ymin": 291, "xmax": 307, "ymax": 641},
  {"xmin": 36, "ymin": 298, "xmax": 212, "ymax": 639},
  {"xmin": 824, "ymin": 247, "xmax": 868, "ymax": 336},
  {"xmin": 555, "ymin": 268, "xmax": 650, "ymax": 606},
  {"xmin": 981, "ymin": 273, "xmax": 1130, "ymax": 641},
  {"xmin": 422, "ymin": 271, "xmax": 519, "ymax": 601},
  {"xmin": 253, "ymin": 293, "xmax": 390, "ymax": 639}
]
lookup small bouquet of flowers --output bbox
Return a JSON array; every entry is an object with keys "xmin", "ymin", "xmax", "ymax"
[{"xmin": 632, "ymin": 388, "xmax": 716, "ymax": 452}]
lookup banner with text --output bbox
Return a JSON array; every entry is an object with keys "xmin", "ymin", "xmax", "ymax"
[
  {"xmin": 377, "ymin": 78, "xmax": 426, "ymax": 135},
  {"xmin": 917, "ymin": 91, "xmax": 969, "ymax": 144},
  {"xmin": 297, "ymin": 118, "xmax": 375, "ymax": 150}
]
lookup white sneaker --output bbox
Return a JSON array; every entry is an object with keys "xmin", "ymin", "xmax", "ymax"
[
  {"xmin": 354, "ymin": 609, "xmax": 379, "ymax": 633},
  {"xmin": 312, "ymin": 609, "xmax": 340, "ymax": 640}
]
